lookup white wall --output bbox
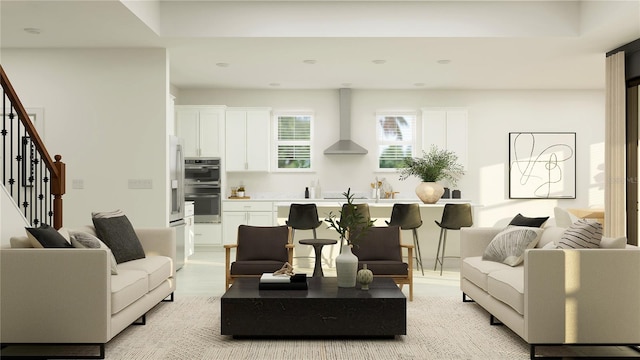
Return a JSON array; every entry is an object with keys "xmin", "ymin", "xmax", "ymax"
[
  {"xmin": 177, "ymin": 88, "xmax": 605, "ymax": 227},
  {"xmin": 1, "ymin": 48, "xmax": 170, "ymax": 230}
]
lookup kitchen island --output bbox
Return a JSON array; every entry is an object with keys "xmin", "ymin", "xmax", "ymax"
[{"xmin": 222, "ymin": 197, "xmax": 481, "ymax": 272}]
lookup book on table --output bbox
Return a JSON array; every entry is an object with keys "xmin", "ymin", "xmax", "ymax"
[{"xmin": 260, "ymin": 273, "xmax": 291, "ymax": 283}]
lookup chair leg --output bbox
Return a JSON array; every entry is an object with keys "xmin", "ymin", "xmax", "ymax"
[
  {"xmin": 434, "ymin": 228, "xmax": 445, "ymax": 272},
  {"xmin": 434, "ymin": 228, "xmax": 449, "ymax": 275},
  {"xmin": 412, "ymin": 229, "xmax": 424, "ymax": 275}
]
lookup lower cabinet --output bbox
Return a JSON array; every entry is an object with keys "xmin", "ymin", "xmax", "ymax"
[
  {"xmin": 222, "ymin": 201, "xmax": 274, "ymax": 244},
  {"xmin": 194, "ymin": 223, "xmax": 222, "ymax": 246},
  {"xmin": 185, "ymin": 213, "xmax": 195, "ymax": 258}
]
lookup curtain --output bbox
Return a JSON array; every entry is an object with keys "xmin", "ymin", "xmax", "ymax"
[{"xmin": 605, "ymin": 51, "xmax": 626, "ymax": 237}]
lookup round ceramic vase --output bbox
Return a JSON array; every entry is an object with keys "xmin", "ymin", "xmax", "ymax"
[
  {"xmin": 415, "ymin": 182, "xmax": 445, "ymax": 204},
  {"xmin": 357, "ymin": 264, "xmax": 374, "ymax": 290}
]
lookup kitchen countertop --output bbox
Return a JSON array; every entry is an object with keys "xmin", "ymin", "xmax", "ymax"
[{"xmin": 222, "ymin": 197, "xmax": 479, "ymax": 207}]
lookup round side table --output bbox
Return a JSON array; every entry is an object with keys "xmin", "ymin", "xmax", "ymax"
[{"xmin": 298, "ymin": 239, "xmax": 337, "ymax": 277}]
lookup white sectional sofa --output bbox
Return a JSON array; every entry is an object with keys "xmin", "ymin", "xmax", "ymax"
[
  {"xmin": 0, "ymin": 226, "xmax": 176, "ymax": 358},
  {"xmin": 460, "ymin": 226, "xmax": 640, "ymax": 359}
]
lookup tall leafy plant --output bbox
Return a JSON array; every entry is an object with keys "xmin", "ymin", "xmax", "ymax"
[{"xmin": 324, "ymin": 188, "xmax": 375, "ymax": 246}]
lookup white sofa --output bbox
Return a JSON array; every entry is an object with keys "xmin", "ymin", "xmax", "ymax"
[
  {"xmin": 460, "ymin": 226, "xmax": 640, "ymax": 358},
  {"xmin": 0, "ymin": 226, "xmax": 176, "ymax": 358}
]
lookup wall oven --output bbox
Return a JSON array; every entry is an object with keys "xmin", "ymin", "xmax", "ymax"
[{"xmin": 185, "ymin": 158, "xmax": 221, "ymax": 223}]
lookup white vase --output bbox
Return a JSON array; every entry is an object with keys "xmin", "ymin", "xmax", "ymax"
[
  {"xmin": 335, "ymin": 244, "xmax": 358, "ymax": 287},
  {"xmin": 415, "ymin": 182, "xmax": 445, "ymax": 204}
]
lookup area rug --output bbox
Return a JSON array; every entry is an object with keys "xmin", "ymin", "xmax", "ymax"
[{"xmin": 104, "ymin": 296, "xmax": 531, "ymax": 360}]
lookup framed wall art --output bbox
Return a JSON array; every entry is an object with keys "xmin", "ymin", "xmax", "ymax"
[{"xmin": 509, "ymin": 132, "xmax": 576, "ymax": 199}]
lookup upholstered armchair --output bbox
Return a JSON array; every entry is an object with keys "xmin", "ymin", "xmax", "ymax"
[
  {"xmin": 351, "ymin": 225, "xmax": 414, "ymax": 301},
  {"xmin": 224, "ymin": 225, "xmax": 294, "ymax": 289}
]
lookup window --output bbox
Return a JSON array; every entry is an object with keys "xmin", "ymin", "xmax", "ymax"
[
  {"xmin": 274, "ymin": 112, "xmax": 312, "ymax": 171},
  {"xmin": 376, "ymin": 112, "xmax": 416, "ymax": 169}
]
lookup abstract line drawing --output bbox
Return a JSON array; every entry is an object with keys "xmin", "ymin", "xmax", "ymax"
[{"xmin": 509, "ymin": 132, "xmax": 576, "ymax": 199}]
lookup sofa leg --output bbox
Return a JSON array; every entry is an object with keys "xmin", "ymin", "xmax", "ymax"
[
  {"xmin": 490, "ymin": 315, "xmax": 503, "ymax": 326},
  {"xmin": 462, "ymin": 293, "xmax": 474, "ymax": 303},
  {"xmin": 133, "ymin": 314, "xmax": 146, "ymax": 325},
  {"xmin": 162, "ymin": 292, "xmax": 174, "ymax": 302}
]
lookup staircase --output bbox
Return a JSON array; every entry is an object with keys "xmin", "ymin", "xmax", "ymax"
[{"xmin": 0, "ymin": 64, "xmax": 65, "ymax": 230}]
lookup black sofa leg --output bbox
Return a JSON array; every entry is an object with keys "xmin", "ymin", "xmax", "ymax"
[
  {"xmin": 490, "ymin": 315, "xmax": 503, "ymax": 326},
  {"xmin": 462, "ymin": 293, "xmax": 474, "ymax": 303},
  {"xmin": 162, "ymin": 292, "xmax": 174, "ymax": 302},
  {"xmin": 133, "ymin": 314, "xmax": 146, "ymax": 325}
]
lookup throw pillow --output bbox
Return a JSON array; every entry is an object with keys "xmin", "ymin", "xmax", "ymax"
[
  {"xmin": 557, "ymin": 219, "xmax": 603, "ymax": 249},
  {"xmin": 508, "ymin": 213, "xmax": 550, "ymax": 228},
  {"xmin": 553, "ymin": 207, "xmax": 579, "ymax": 228},
  {"xmin": 92, "ymin": 210, "xmax": 146, "ymax": 264},
  {"xmin": 70, "ymin": 230, "xmax": 119, "ymax": 275},
  {"xmin": 25, "ymin": 224, "xmax": 73, "ymax": 248},
  {"xmin": 482, "ymin": 226, "xmax": 543, "ymax": 266},
  {"xmin": 10, "ymin": 236, "xmax": 32, "ymax": 248},
  {"xmin": 600, "ymin": 236, "xmax": 627, "ymax": 249}
]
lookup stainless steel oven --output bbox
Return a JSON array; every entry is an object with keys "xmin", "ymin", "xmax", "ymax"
[{"xmin": 185, "ymin": 158, "xmax": 221, "ymax": 223}]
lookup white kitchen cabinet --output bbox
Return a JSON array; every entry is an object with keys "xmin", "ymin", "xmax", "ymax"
[
  {"xmin": 176, "ymin": 106, "xmax": 225, "ymax": 158},
  {"xmin": 225, "ymin": 108, "xmax": 270, "ymax": 171},
  {"xmin": 222, "ymin": 201, "xmax": 274, "ymax": 244},
  {"xmin": 421, "ymin": 108, "xmax": 468, "ymax": 170},
  {"xmin": 184, "ymin": 202, "xmax": 195, "ymax": 257},
  {"xmin": 194, "ymin": 223, "xmax": 222, "ymax": 246}
]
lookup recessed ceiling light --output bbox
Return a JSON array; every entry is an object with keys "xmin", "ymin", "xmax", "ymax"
[
  {"xmin": 414, "ymin": 83, "xmax": 425, "ymax": 87},
  {"xmin": 437, "ymin": 59, "xmax": 451, "ymax": 65},
  {"xmin": 372, "ymin": 60, "xmax": 386, "ymax": 65},
  {"xmin": 269, "ymin": 83, "xmax": 280, "ymax": 87},
  {"xmin": 303, "ymin": 60, "xmax": 317, "ymax": 64},
  {"xmin": 216, "ymin": 62, "xmax": 229, "ymax": 67},
  {"xmin": 23, "ymin": 27, "xmax": 41, "ymax": 35}
]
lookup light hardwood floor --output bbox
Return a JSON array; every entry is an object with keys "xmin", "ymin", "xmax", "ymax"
[{"xmin": 175, "ymin": 246, "xmax": 462, "ymax": 298}]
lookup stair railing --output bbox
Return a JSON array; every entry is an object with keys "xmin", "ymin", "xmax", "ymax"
[{"xmin": 1, "ymin": 64, "xmax": 65, "ymax": 229}]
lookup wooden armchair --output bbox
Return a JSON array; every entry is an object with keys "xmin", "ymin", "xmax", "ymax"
[
  {"xmin": 224, "ymin": 225, "xmax": 294, "ymax": 290},
  {"xmin": 351, "ymin": 225, "xmax": 414, "ymax": 301}
]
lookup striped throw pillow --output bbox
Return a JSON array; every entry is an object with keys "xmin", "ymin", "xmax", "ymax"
[{"xmin": 557, "ymin": 219, "xmax": 602, "ymax": 249}]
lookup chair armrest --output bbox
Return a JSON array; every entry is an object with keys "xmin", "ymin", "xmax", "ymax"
[
  {"xmin": 0, "ymin": 248, "xmax": 111, "ymax": 343},
  {"xmin": 224, "ymin": 244, "xmax": 238, "ymax": 249},
  {"xmin": 460, "ymin": 227, "xmax": 501, "ymax": 259},
  {"xmin": 285, "ymin": 244, "xmax": 295, "ymax": 249},
  {"xmin": 525, "ymin": 248, "xmax": 640, "ymax": 344},
  {"xmin": 400, "ymin": 244, "xmax": 415, "ymax": 249}
]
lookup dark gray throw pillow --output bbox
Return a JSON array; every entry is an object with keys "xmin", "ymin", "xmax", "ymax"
[
  {"xmin": 92, "ymin": 212, "xmax": 145, "ymax": 264},
  {"xmin": 25, "ymin": 223, "xmax": 72, "ymax": 248},
  {"xmin": 508, "ymin": 213, "xmax": 549, "ymax": 228}
]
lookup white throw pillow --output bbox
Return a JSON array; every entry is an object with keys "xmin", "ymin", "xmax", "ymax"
[
  {"xmin": 553, "ymin": 207, "xmax": 579, "ymax": 228},
  {"xmin": 600, "ymin": 236, "xmax": 627, "ymax": 249},
  {"xmin": 482, "ymin": 226, "xmax": 543, "ymax": 266},
  {"xmin": 536, "ymin": 226, "xmax": 566, "ymax": 248},
  {"xmin": 557, "ymin": 219, "xmax": 602, "ymax": 249}
]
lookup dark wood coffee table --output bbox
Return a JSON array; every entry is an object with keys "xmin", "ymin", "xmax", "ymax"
[{"xmin": 221, "ymin": 277, "xmax": 406, "ymax": 337}]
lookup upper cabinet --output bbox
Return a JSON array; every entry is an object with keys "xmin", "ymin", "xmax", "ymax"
[
  {"xmin": 422, "ymin": 108, "xmax": 468, "ymax": 170},
  {"xmin": 225, "ymin": 108, "xmax": 271, "ymax": 172},
  {"xmin": 176, "ymin": 106, "xmax": 225, "ymax": 158}
]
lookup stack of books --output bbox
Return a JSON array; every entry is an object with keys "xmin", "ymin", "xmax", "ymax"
[{"xmin": 258, "ymin": 273, "xmax": 308, "ymax": 290}]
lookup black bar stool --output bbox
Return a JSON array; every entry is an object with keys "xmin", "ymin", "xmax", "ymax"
[
  {"xmin": 385, "ymin": 203, "xmax": 424, "ymax": 275},
  {"xmin": 286, "ymin": 203, "xmax": 323, "ymax": 240},
  {"xmin": 434, "ymin": 203, "xmax": 473, "ymax": 276}
]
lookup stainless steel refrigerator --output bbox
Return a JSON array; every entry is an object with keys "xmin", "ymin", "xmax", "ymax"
[{"xmin": 169, "ymin": 135, "xmax": 186, "ymax": 270}]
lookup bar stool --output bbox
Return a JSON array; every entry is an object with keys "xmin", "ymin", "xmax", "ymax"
[
  {"xmin": 286, "ymin": 203, "xmax": 323, "ymax": 240},
  {"xmin": 385, "ymin": 203, "xmax": 424, "ymax": 275},
  {"xmin": 339, "ymin": 203, "xmax": 371, "ymax": 252},
  {"xmin": 434, "ymin": 203, "xmax": 473, "ymax": 276},
  {"xmin": 286, "ymin": 203, "xmax": 323, "ymax": 267}
]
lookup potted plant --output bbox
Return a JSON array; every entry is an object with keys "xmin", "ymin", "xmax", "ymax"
[
  {"xmin": 398, "ymin": 145, "xmax": 465, "ymax": 204},
  {"xmin": 325, "ymin": 188, "xmax": 374, "ymax": 287}
]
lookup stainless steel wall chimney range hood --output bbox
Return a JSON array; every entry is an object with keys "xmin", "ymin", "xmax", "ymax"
[{"xmin": 323, "ymin": 88, "xmax": 368, "ymax": 155}]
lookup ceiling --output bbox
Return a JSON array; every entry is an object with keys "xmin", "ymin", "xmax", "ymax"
[{"xmin": 1, "ymin": 0, "xmax": 639, "ymax": 90}]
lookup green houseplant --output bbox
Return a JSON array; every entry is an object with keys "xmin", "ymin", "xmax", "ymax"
[
  {"xmin": 398, "ymin": 146, "xmax": 465, "ymax": 203},
  {"xmin": 324, "ymin": 188, "xmax": 374, "ymax": 287}
]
